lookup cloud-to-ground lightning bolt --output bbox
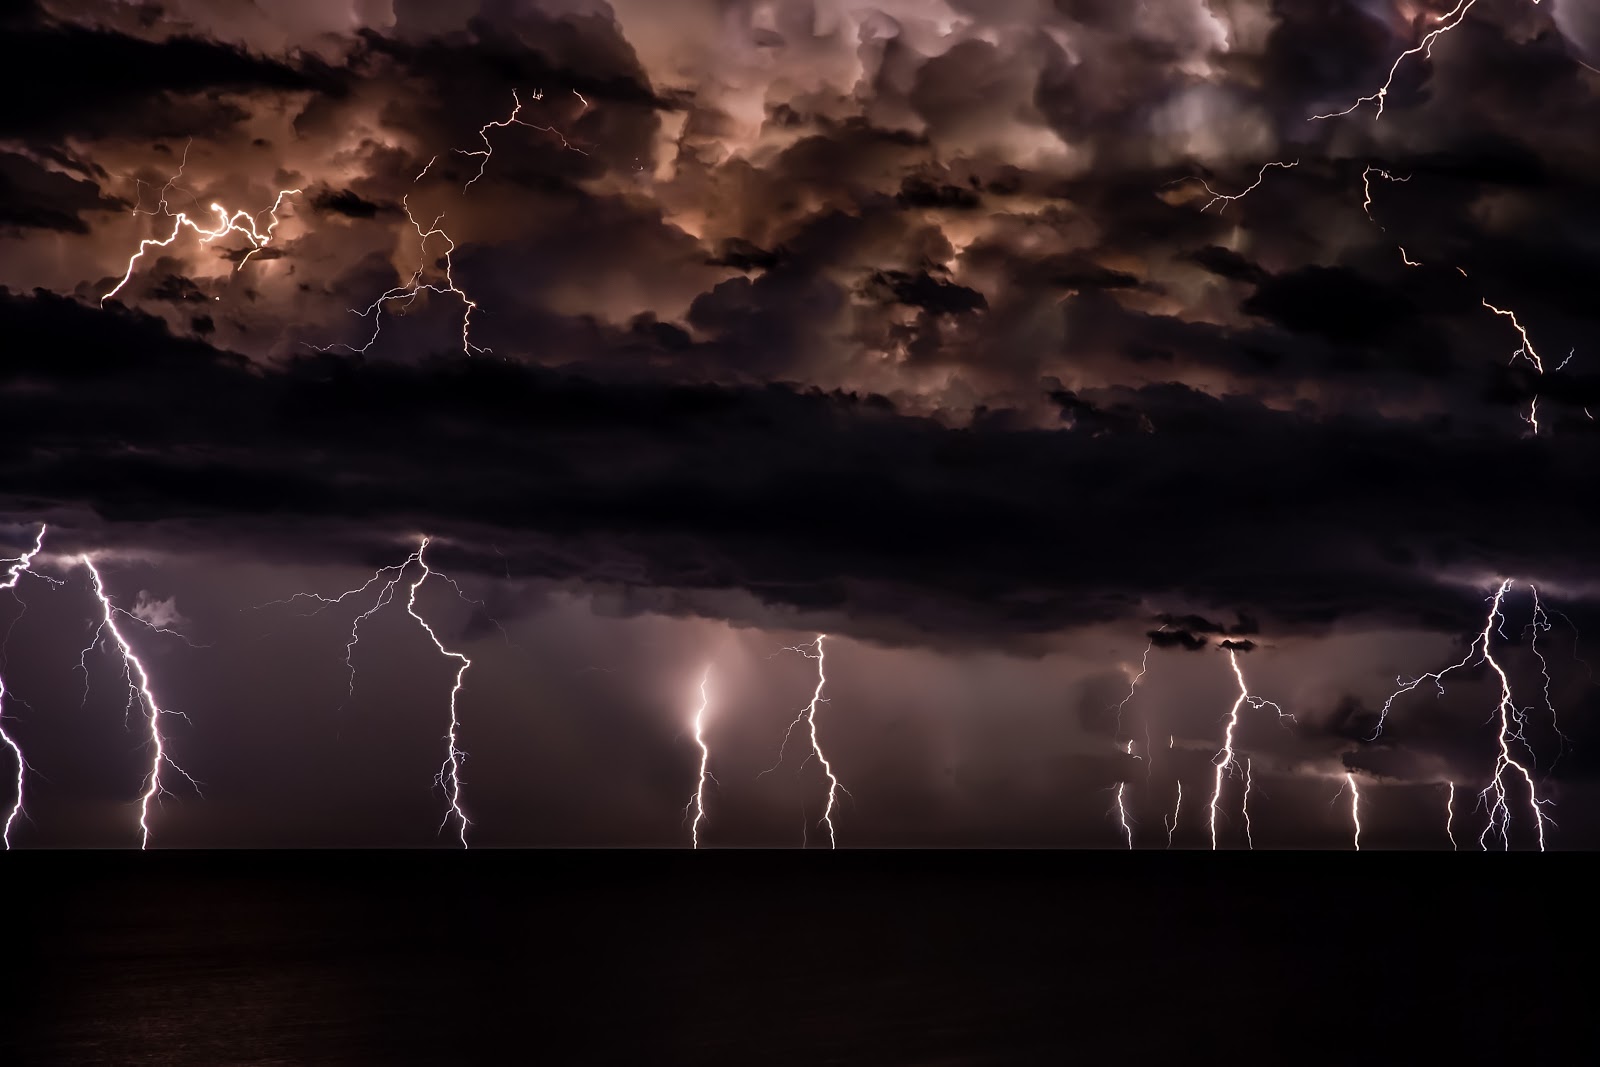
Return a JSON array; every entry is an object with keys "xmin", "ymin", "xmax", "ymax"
[
  {"xmin": 404, "ymin": 540, "xmax": 473, "ymax": 847},
  {"xmin": 1242, "ymin": 758, "xmax": 1255, "ymax": 850},
  {"xmin": 1114, "ymin": 782, "xmax": 1133, "ymax": 849},
  {"xmin": 1165, "ymin": 781, "xmax": 1182, "ymax": 848},
  {"xmin": 1345, "ymin": 773, "xmax": 1362, "ymax": 851},
  {"xmin": 683, "ymin": 667, "xmax": 713, "ymax": 849},
  {"xmin": 1309, "ymin": 0, "xmax": 1543, "ymax": 121},
  {"xmin": 1183, "ymin": 160, "xmax": 1299, "ymax": 213},
  {"xmin": 1445, "ymin": 781, "xmax": 1458, "ymax": 850},
  {"xmin": 255, "ymin": 537, "xmax": 479, "ymax": 844},
  {"xmin": 1209, "ymin": 649, "xmax": 1291, "ymax": 850},
  {"xmin": 81, "ymin": 556, "xmax": 199, "ymax": 849},
  {"xmin": 0, "ymin": 525, "xmax": 50, "ymax": 848},
  {"xmin": 1375, "ymin": 580, "xmax": 1552, "ymax": 850},
  {"xmin": 455, "ymin": 89, "xmax": 589, "ymax": 192},
  {"xmin": 761, "ymin": 635, "xmax": 849, "ymax": 848},
  {"xmin": 102, "ymin": 143, "xmax": 299, "ymax": 304},
  {"xmin": 313, "ymin": 195, "xmax": 487, "ymax": 357}
]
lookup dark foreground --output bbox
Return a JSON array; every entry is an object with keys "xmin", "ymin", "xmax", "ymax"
[{"xmin": 1, "ymin": 851, "xmax": 1592, "ymax": 1064}]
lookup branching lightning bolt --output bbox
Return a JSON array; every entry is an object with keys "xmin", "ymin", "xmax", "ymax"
[
  {"xmin": 1185, "ymin": 160, "xmax": 1299, "ymax": 212},
  {"xmin": 1309, "ymin": 0, "xmax": 1540, "ymax": 121},
  {"xmin": 103, "ymin": 143, "xmax": 299, "ymax": 304},
  {"xmin": 762, "ymin": 635, "xmax": 849, "ymax": 848},
  {"xmin": 81, "ymin": 556, "xmax": 200, "ymax": 849},
  {"xmin": 0, "ymin": 525, "xmax": 50, "ymax": 848},
  {"xmin": 1376, "ymin": 580, "xmax": 1553, "ymax": 850},
  {"xmin": 1208, "ymin": 649, "xmax": 1291, "ymax": 850},
  {"xmin": 683, "ymin": 667, "xmax": 714, "ymax": 849},
  {"xmin": 404, "ymin": 540, "xmax": 473, "ymax": 847},
  {"xmin": 312, "ymin": 194, "xmax": 488, "ymax": 357},
  {"xmin": 455, "ymin": 89, "xmax": 589, "ymax": 192}
]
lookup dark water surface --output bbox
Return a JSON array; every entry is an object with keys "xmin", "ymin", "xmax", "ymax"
[{"xmin": 1, "ymin": 852, "xmax": 1591, "ymax": 1064}]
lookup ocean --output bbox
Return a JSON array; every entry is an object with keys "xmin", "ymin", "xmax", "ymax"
[{"xmin": 1, "ymin": 852, "xmax": 1588, "ymax": 1064}]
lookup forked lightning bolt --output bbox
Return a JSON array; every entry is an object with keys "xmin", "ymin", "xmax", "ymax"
[
  {"xmin": 0, "ymin": 525, "xmax": 50, "ymax": 848},
  {"xmin": 1185, "ymin": 160, "xmax": 1299, "ymax": 212},
  {"xmin": 81, "ymin": 556, "xmax": 200, "ymax": 849},
  {"xmin": 456, "ymin": 89, "xmax": 589, "ymax": 192},
  {"xmin": 684, "ymin": 668, "xmax": 714, "ymax": 849},
  {"xmin": 1310, "ymin": 1, "xmax": 1546, "ymax": 122},
  {"xmin": 1209, "ymin": 649, "xmax": 1291, "ymax": 850},
  {"xmin": 1375, "ymin": 580, "xmax": 1553, "ymax": 850},
  {"xmin": 257, "ymin": 537, "xmax": 476, "ymax": 845},
  {"xmin": 762, "ymin": 635, "xmax": 849, "ymax": 848},
  {"xmin": 102, "ymin": 142, "xmax": 298, "ymax": 304},
  {"xmin": 404, "ymin": 541, "xmax": 473, "ymax": 847},
  {"xmin": 313, "ymin": 195, "xmax": 487, "ymax": 357}
]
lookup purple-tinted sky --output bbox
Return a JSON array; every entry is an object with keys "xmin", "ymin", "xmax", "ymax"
[{"xmin": 3, "ymin": 0, "xmax": 1600, "ymax": 848}]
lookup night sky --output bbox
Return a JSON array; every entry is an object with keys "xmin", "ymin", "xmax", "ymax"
[{"xmin": 4, "ymin": 0, "xmax": 1600, "ymax": 850}]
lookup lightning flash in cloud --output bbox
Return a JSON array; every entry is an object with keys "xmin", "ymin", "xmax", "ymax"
[
  {"xmin": 102, "ymin": 142, "xmax": 298, "ymax": 305},
  {"xmin": 81, "ymin": 556, "xmax": 199, "ymax": 849},
  {"xmin": 684, "ymin": 668, "xmax": 713, "ymax": 849},
  {"xmin": 762, "ymin": 635, "xmax": 849, "ymax": 848}
]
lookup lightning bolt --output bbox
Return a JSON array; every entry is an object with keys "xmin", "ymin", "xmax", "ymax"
[
  {"xmin": 102, "ymin": 143, "xmax": 298, "ymax": 304},
  {"xmin": 1309, "ymin": 0, "xmax": 1541, "ymax": 121},
  {"xmin": 0, "ymin": 525, "xmax": 50, "ymax": 848},
  {"xmin": 762, "ymin": 635, "xmax": 849, "ymax": 848},
  {"xmin": 1114, "ymin": 781, "xmax": 1133, "ymax": 849},
  {"xmin": 255, "ymin": 537, "xmax": 477, "ymax": 844},
  {"xmin": 683, "ymin": 667, "xmax": 713, "ymax": 849},
  {"xmin": 1345, "ymin": 772, "xmax": 1362, "ymax": 851},
  {"xmin": 1209, "ymin": 649, "xmax": 1291, "ymax": 850},
  {"xmin": 1165, "ymin": 781, "xmax": 1182, "ymax": 848},
  {"xmin": 1445, "ymin": 781, "xmax": 1458, "ymax": 850},
  {"xmin": 1376, "ymin": 580, "xmax": 1552, "ymax": 850},
  {"xmin": 404, "ymin": 540, "xmax": 472, "ymax": 847},
  {"xmin": 1242, "ymin": 758, "xmax": 1254, "ymax": 850},
  {"xmin": 81, "ymin": 556, "xmax": 200, "ymax": 849},
  {"xmin": 313, "ymin": 194, "xmax": 487, "ymax": 357},
  {"xmin": 455, "ymin": 89, "xmax": 589, "ymax": 193},
  {"xmin": 1184, "ymin": 160, "xmax": 1299, "ymax": 212},
  {"xmin": 1361, "ymin": 165, "xmax": 1410, "ymax": 226}
]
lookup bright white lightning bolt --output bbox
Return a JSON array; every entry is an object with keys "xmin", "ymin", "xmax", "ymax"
[
  {"xmin": 102, "ymin": 142, "xmax": 299, "ymax": 304},
  {"xmin": 455, "ymin": 89, "xmax": 589, "ymax": 192},
  {"xmin": 1242, "ymin": 758, "xmax": 1254, "ymax": 850},
  {"xmin": 684, "ymin": 667, "xmax": 713, "ymax": 849},
  {"xmin": 1376, "ymin": 580, "xmax": 1552, "ymax": 851},
  {"xmin": 404, "ymin": 539, "xmax": 473, "ymax": 848},
  {"xmin": 1114, "ymin": 782, "xmax": 1133, "ymax": 849},
  {"xmin": 1445, "ymin": 781, "xmax": 1458, "ymax": 850},
  {"xmin": 0, "ymin": 525, "xmax": 50, "ymax": 848},
  {"xmin": 1361, "ymin": 165, "xmax": 1410, "ymax": 226},
  {"xmin": 81, "ymin": 556, "xmax": 200, "ymax": 849},
  {"xmin": 762, "ymin": 635, "xmax": 849, "ymax": 848},
  {"xmin": 1165, "ymin": 781, "xmax": 1182, "ymax": 848},
  {"xmin": 256, "ymin": 537, "xmax": 481, "ymax": 844},
  {"xmin": 1186, "ymin": 160, "xmax": 1300, "ymax": 212},
  {"xmin": 1345, "ymin": 772, "xmax": 1362, "ymax": 851},
  {"xmin": 1209, "ymin": 649, "xmax": 1291, "ymax": 850},
  {"xmin": 1310, "ymin": 0, "xmax": 1544, "ymax": 121}
]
